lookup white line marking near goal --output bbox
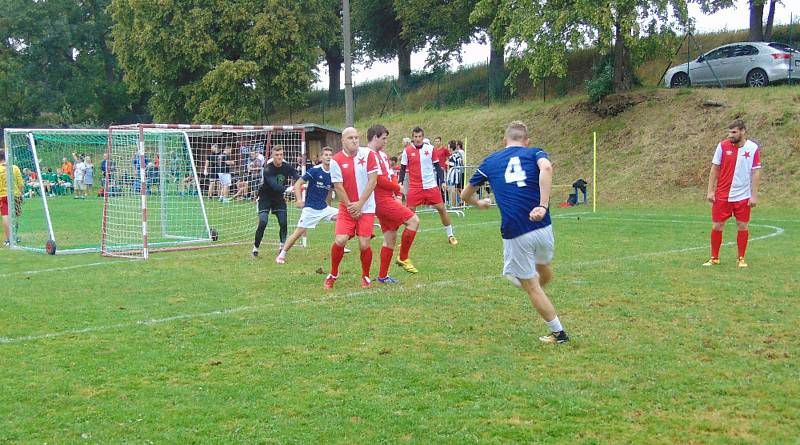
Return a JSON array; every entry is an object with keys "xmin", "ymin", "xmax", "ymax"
[
  {"xmin": 0, "ymin": 280, "xmax": 459, "ymax": 345},
  {"xmin": 0, "ymin": 259, "xmax": 137, "ymax": 278}
]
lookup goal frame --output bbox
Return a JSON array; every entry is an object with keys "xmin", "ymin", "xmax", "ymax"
[
  {"xmin": 3, "ymin": 128, "xmax": 109, "ymax": 254},
  {"xmin": 101, "ymin": 123, "xmax": 307, "ymax": 259}
]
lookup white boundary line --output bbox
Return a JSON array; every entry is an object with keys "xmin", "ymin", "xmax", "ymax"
[
  {"xmin": 0, "ymin": 212, "xmax": 591, "ymax": 278},
  {"xmin": 0, "ymin": 280, "xmax": 458, "ymax": 344},
  {"xmin": 0, "ymin": 217, "xmax": 785, "ymax": 346}
]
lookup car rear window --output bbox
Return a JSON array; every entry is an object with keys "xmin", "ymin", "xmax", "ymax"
[{"xmin": 769, "ymin": 43, "xmax": 799, "ymax": 54}]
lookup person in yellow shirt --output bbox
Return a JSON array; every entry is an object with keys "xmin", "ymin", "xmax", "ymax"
[{"xmin": 1, "ymin": 150, "xmax": 25, "ymax": 246}]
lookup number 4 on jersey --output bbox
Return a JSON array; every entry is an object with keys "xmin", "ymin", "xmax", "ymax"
[{"xmin": 504, "ymin": 156, "xmax": 526, "ymax": 187}]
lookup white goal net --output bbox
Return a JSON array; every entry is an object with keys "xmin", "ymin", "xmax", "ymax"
[
  {"xmin": 102, "ymin": 124, "xmax": 306, "ymax": 259},
  {"xmin": 3, "ymin": 128, "xmax": 110, "ymax": 254}
]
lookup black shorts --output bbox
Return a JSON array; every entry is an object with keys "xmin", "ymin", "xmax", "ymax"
[{"xmin": 257, "ymin": 197, "xmax": 286, "ymax": 214}]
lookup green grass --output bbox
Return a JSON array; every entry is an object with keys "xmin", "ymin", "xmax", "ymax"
[
  {"xmin": 2, "ymin": 203, "xmax": 798, "ymax": 443},
  {"xmin": 13, "ymin": 192, "xmax": 294, "ymax": 253}
]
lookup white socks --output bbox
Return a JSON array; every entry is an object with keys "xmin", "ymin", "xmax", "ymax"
[
  {"xmin": 545, "ymin": 316, "xmax": 563, "ymax": 333},
  {"xmin": 504, "ymin": 275, "xmax": 522, "ymax": 288},
  {"xmin": 445, "ymin": 225, "xmax": 454, "ymax": 237},
  {"xmin": 278, "ymin": 249, "xmax": 287, "ymax": 258}
]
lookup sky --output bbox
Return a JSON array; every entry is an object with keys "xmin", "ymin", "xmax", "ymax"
[{"xmin": 314, "ymin": 0, "xmax": 799, "ymax": 89}]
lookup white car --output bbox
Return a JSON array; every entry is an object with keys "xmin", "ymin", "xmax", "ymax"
[{"xmin": 664, "ymin": 41, "xmax": 799, "ymax": 88}]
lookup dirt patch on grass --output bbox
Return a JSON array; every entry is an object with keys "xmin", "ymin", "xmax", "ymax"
[{"xmin": 578, "ymin": 91, "xmax": 657, "ymax": 117}]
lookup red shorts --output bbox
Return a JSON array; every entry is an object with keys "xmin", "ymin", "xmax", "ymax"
[
  {"xmin": 376, "ymin": 198, "xmax": 415, "ymax": 232},
  {"xmin": 407, "ymin": 186, "xmax": 443, "ymax": 208},
  {"xmin": 335, "ymin": 207, "xmax": 375, "ymax": 238},
  {"xmin": 712, "ymin": 199, "xmax": 751, "ymax": 223},
  {"xmin": 0, "ymin": 197, "xmax": 8, "ymax": 217}
]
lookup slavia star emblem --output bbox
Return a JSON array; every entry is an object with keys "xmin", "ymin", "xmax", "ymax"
[
  {"xmin": 743, "ymin": 151, "xmax": 750, "ymax": 158},
  {"xmin": 357, "ymin": 156, "xmax": 366, "ymax": 166}
]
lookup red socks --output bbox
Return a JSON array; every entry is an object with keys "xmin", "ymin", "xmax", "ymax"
[
  {"xmin": 399, "ymin": 229, "xmax": 417, "ymax": 261},
  {"xmin": 711, "ymin": 229, "xmax": 749, "ymax": 258},
  {"xmin": 711, "ymin": 229, "xmax": 723, "ymax": 258},
  {"xmin": 330, "ymin": 243, "xmax": 345, "ymax": 277},
  {"xmin": 360, "ymin": 247, "xmax": 373, "ymax": 278},
  {"xmin": 379, "ymin": 246, "xmax": 393, "ymax": 278},
  {"xmin": 737, "ymin": 230, "xmax": 749, "ymax": 258}
]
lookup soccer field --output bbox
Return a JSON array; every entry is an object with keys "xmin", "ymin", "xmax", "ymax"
[{"xmin": 1, "ymin": 205, "xmax": 798, "ymax": 444}]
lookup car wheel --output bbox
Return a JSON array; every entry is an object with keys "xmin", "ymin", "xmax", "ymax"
[
  {"xmin": 670, "ymin": 72, "xmax": 690, "ymax": 88},
  {"xmin": 746, "ymin": 68, "xmax": 769, "ymax": 87}
]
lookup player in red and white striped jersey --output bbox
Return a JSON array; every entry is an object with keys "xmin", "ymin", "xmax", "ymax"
[
  {"xmin": 399, "ymin": 127, "xmax": 458, "ymax": 247},
  {"xmin": 367, "ymin": 124, "xmax": 421, "ymax": 282},
  {"xmin": 704, "ymin": 119, "xmax": 762, "ymax": 268},
  {"xmin": 325, "ymin": 127, "xmax": 380, "ymax": 289}
]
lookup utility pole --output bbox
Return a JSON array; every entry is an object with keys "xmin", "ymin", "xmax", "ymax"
[{"xmin": 342, "ymin": 0, "xmax": 355, "ymax": 127}]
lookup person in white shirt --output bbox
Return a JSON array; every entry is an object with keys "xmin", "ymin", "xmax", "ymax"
[{"xmin": 71, "ymin": 152, "xmax": 87, "ymax": 199}]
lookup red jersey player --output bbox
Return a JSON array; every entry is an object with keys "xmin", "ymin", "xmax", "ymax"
[
  {"xmin": 399, "ymin": 127, "xmax": 458, "ymax": 248},
  {"xmin": 367, "ymin": 124, "xmax": 421, "ymax": 281},
  {"xmin": 325, "ymin": 127, "xmax": 380, "ymax": 289},
  {"xmin": 432, "ymin": 137, "xmax": 451, "ymax": 172},
  {"xmin": 704, "ymin": 119, "xmax": 761, "ymax": 268}
]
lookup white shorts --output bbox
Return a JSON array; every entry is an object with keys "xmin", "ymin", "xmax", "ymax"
[
  {"xmin": 502, "ymin": 225, "xmax": 554, "ymax": 279},
  {"xmin": 75, "ymin": 179, "xmax": 85, "ymax": 191},
  {"xmin": 218, "ymin": 173, "xmax": 232, "ymax": 187},
  {"xmin": 297, "ymin": 206, "xmax": 339, "ymax": 229}
]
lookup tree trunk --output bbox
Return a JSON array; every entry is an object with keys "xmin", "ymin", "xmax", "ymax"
[
  {"xmin": 612, "ymin": 21, "xmax": 633, "ymax": 92},
  {"xmin": 325, "ymin": 49, "xmax": 343, "ymax": 106},
  {"xmin": 488, "ymin": 34, "xmax": 505, "ymax": 100},
  {"xmin": 749, "ymin": 0, "xmax": 764, "ymax": 42},
  {"xmin": 397, "ymin": 40, "xmax": 412, "ymax": 91},
  {"xmin": 764, "ymin": 0, "xmax": 777, "ymax": 41}
]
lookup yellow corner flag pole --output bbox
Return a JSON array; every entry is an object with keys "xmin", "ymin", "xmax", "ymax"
[{"xmin": 592, "ymin": 131, "xmax": 597, "ymax": 213}]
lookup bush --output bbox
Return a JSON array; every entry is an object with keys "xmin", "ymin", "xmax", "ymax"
[{"xmin": 586, "ymin": 55, "xmax": 615, "ymax": 103}]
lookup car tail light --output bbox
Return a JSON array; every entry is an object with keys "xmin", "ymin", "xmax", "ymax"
[{"xmin": 771, "ymin": 53, "xmax": 792, "ymax": 60}]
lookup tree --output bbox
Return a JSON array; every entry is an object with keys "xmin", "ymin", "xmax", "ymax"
[
  {"xmin": 352, "ymin": 0, "xmax": 486, "ymax": 91},
  {"xmin": 750, "ymin": 0, "xmax": 765, "ymax": 41},
  {"xmin": 110, "ymin": 0, "xmax": 322, "ymax": 124},
  {"xmin": 472, "ymin": 0, "xmax": 510, "ymax": 100},
  {"xmin": 351, "ymin": 0, "xmax": 415, "ymax": 89},
  {"xmin": 0, "ymin": 0, "xmax": 136, "ymax": 126},
  {"xmin": 749, "ymin": 0, "xmax": 780, "ymax": 42},
  {"xmin": 495, "ymin": 0, "xmax": 704, "ymax": 94},
  {"xmin": 316, "ymin": 1, "xmax": 344, "ymax": 106}
]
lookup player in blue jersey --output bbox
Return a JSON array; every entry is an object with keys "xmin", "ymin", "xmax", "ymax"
[
  {"xmin": 461, "ymin": 121, "xmax": 569, "ymax": 344},
  {"xmin": 275, "ymin": 147, "xmax": 340, "ymax": 264}
]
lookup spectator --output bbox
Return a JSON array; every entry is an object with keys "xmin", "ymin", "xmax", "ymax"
[
  {"xmin": 242, "ymin": 150, "xmax": 264, "ymax": 200},
  {"xmin": 145, "ymin": 161, "xmax": 159, "ymax": 195},
  {"xmin": 61, "ymin": 157, "xmax": 74, "ymax": 179},
  {"xmin": 41, "ymin": 167, "xmax": 56, "ymax": 196},
  {"xmin": 22, "ymin": 168, "xmax": 39, "ymax": 199},
  {"xmin": 572, "ymin": 178, "xmax": 588, "ymax": 204},
  {"xmin": 446, "ymin": 140, "xmax": 466, "ymax": 207},
  {"xmin": 203, "ymin": 144, "xmax": 222, "ymax": 200},
  {"xmin": 433, "ymin": 137, "xmax": 451, "ymax": 171},
  {"xmin": 217, "ymin": 146, "xmax": 235, "ymax": 202},
  {"xmin": 55, "ymin": 168, "xmax": 73, "ymax": 195},
  {"xmin": 389, "ymin": 156, "xmax": 401, "ymax": 188},
  {"xmin": 100, "ymin": 153, "xmax": 115, "ymax": 190},
  {"xmin": 72, "ymin": 153, "xmax": 87, "ymax": 199}
]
